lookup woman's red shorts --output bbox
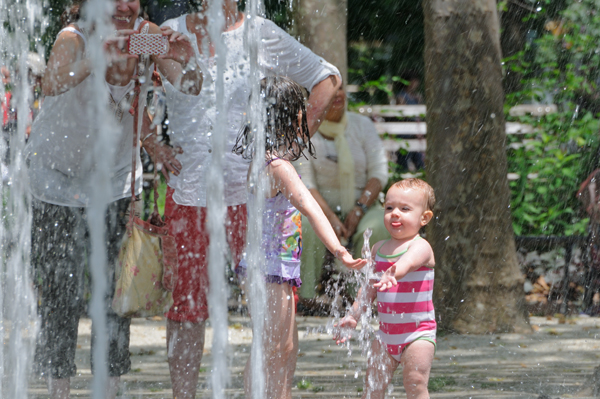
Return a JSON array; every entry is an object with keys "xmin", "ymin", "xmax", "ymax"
[{"xmin": 164, "ymin": 187, "xmax": 247, "ymax": 323}]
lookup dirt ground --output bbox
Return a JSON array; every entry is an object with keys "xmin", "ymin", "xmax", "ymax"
[{"xmin": 26, "ymin": 314, "xmax": 600, "ymax": 398}]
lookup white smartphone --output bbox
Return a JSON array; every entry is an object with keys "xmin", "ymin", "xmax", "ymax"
[{"xmin": 128, "ymin": 34, "xmax": 169, "ymax": 55}]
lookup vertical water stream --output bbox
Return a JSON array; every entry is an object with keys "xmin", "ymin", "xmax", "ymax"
[
  {"xmin": 0, "ymin": 0, "xmax": 43, "ymax": 397},
  {"xmin": 206, "ymin": 0, "xmax": 230, "ymax": 397},
  {"xmin": 244, "ymin": 0, "xmax": 268, "ymax": 394},
  {"xmin": 81, "ymin": 1, "xmax": 122, "ymax": 397}
]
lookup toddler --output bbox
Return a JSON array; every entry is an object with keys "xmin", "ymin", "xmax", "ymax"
[{"xmin": 336, "ymin": 178, "xmax": 436, "ymax": 399}]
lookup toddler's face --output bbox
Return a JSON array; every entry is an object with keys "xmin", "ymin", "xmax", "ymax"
[{"xmin": 384, "ymin": 186, "xmax": 432, "ymax": 240}]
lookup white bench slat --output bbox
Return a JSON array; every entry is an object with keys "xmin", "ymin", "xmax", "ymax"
[{"xmin": 375, "ymin": 121, "xmax": 533, "ymax": 136}]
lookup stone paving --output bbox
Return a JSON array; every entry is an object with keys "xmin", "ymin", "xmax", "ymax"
[{"xmin": 27, "ymin": 315, "xmax": 600, "ymax": 398}]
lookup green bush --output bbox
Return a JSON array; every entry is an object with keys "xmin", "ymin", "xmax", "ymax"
[{"xmin": 504, "ymin": 0, "xmax": 600, "ymax": 236}]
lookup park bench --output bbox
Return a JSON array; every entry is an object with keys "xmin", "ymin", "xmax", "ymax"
[{"xmin": 355, "ymin": 104, "xmax": 553, "ymax": 155}]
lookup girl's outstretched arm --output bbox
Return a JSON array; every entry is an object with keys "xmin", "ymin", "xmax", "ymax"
[
  {"xmin": 269, "ymin": 159, "xmax": 366, "ymax": 270},
  {"xmin": 374, "ymin": 239, "xmax": 435, "ymax": 291}
]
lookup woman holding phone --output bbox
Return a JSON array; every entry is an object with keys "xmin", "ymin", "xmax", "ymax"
[
  {"xmin": 153, "ymin": 1, "xmax": 341, "ymax": 398},
  {"xmin": 25, "ymin": 0, "xmax": 201, "ymax": 398}
]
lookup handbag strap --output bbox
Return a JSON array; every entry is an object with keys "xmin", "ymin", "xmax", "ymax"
[{"xmin": 128, "ymin": 20, "xmax": 163, "ymax": 230}]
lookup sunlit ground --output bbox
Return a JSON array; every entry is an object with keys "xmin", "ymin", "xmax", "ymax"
[{"xmin": 21, "ymin": 314, "xmax": 600, "ymax": 398}]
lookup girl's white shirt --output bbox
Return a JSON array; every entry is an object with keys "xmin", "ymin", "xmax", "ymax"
[
  {"xmin": 161, "ymin": 14, "xmax": 341, "ymax": 208},
  {"xmin": 25, "ymin": 19, "xmax": 145, "ymax": 207}
]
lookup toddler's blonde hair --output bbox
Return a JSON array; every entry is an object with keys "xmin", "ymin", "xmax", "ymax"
[{"xmin": 390, "ymin": 178, "xmax": 436, "ymax": 212}]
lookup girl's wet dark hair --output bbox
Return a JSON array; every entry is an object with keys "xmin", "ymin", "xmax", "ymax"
[
  {"xmin": 233, "ymin": 76, "xmax": 315, "ymax": 162},
  {"xmin": 61, "ymin": 0, "xmax": 86, "ymax": 27}
]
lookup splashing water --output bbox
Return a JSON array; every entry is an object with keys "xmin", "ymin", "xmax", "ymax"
[
  {"xmin": 329, "ymin": 227, "xmax": 377, "ymax": 372},
  {"xmin": 356, "ymin": 228, "xmax": 376, "ymax": 357}
]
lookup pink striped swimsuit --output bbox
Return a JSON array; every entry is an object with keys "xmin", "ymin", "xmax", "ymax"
[{"xmin": 375, "ymin": 238, "xmax": 436, "ymax": 361}]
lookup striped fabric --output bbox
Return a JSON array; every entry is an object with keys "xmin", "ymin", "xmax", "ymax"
[{"xmin": 375, "ymin": 254, "xmax": 436, "ymax": 361}]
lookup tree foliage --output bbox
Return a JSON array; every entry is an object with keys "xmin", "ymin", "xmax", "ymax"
[{"xmin": 504, "ymin": 0, "xmax": 600, "ymax": 236}]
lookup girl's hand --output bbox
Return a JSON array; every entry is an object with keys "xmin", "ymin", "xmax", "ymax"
[
  {"xmin": 333, "ymin": 315, "xmax": 357, "ymax": 345},
  {"xmin": 373, "ymin": 264, "xmax": 397, "ymax": 291},
  {"xmin": 104, "ymin": 30, "xmax": 138, "ymax": 64},
  {"xmin": 158, "ymin": 26, "xmax": 196, "ymax": 67},
  {"xmin": 335, "ymin": 247, "xmax": 367, "ymax": 270}
]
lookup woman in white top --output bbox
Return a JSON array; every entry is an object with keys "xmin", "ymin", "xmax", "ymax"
[
  {"xmin": 26, "ymin": 0, "xmax": 201, "ymax": 398},
  {"xmin": 148, "ymin": 1, "xmax": 341, "ymax": 398},
  {"xmin": 293, "ymin": 88, "xmax": 389, "ymax": 300}
]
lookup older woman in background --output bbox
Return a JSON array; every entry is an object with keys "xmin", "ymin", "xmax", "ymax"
[{"xmin": 293, "ymin": 88, "xmax": 389, "ymax": 301}]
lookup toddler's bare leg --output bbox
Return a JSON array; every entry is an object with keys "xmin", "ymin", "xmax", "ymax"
[
  {"xmin": 401, "ymin": 339, "xmax": 435, "ymax": 399},
  {"xmin": 362, "ymin": 339, "xmax": 399, "ymax": 399},
  {"xmin": 244, "ymin": 282, "xmax": 297, "ymax": 399}
]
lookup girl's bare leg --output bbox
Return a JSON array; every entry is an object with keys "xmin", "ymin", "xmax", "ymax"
[
  {"xmin": 167, "ymin": 319, "xmax": 206, "ymax": 399},
  {"xmin": 244, "ymin": 282, "xmax": 297, "ymax": 399},
  {"xmin": 362, "ymin": 339, "xmax": 399, "ymax": 399},
  {"xmin": 401, "ymin": 340, "xmax": 435, "ymax": 399}
]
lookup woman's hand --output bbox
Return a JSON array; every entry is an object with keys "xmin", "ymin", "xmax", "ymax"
[
  {"xmin": 343, "ymin": 206, "xmax": 364, "ymax": 239},
  {"xmin": 329, "ymin": 214, "xmax": 348, "ymax": 240},
  {"xmin": 157, "ymin": 26, "xmax": 195, "ymax": 67},
  {"xmin": 142, "ymin": 136, "xmax": 183, "ymax": 183},
  {"xmin": 103, "ymin": 30, "xmax": 138, "ymax": 65}
]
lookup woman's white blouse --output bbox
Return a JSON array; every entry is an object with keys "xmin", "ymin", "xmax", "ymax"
[
  {"xmin": 25, "ymin": 22, "xmax": 144, "ymax": 207},
  {"xmin": 161, "ymin": 14, "xmax": 341, "ymax": 207},
  {"xmin": 293, "ymin": 112, "xmax": 388, "ymax": 211}
]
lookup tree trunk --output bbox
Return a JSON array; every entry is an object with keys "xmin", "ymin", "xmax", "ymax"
[
  {"xmin": 294, "ymin": 0, "xmax": 347, "ymax": 84},
  {"xmin": 423, "ymin": 0, "xmax": 530, "ymax": 334}
]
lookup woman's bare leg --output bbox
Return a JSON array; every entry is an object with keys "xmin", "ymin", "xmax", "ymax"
[
  {"xmin": 47, "ymin": 377, "xmax": 70, "ymax": 399},
  {"xmin": 401, "ymin": 340, "xmax": 435, "ymax": 399},
  {"xmin": 244, "ymin": 282, "xmax": 297, "ymax": 399},
  {"xmin": 167, "ymin": 319, "xmax": 206, "ymax": 399},
  {"xmin": 106, "ymin": 376, "xmax": 120, "ymax": 399},
  {"xmin": 362, "ymin": 339, "xmax": 399, "ymax": 399}
]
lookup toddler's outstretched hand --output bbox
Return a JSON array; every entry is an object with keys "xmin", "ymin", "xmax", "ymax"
[
  {"xmin": 333, "ymin": 315, "xmax": 357, "ymax": 345},
  {"xmin": 335, "ymin": 247, "xmax": 367, "ymax": 270},
  {"xmin": 373, "ymin": 264, "xmax": 397, "ymax": 291}
]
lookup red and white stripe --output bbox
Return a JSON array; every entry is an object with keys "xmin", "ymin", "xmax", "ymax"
[{"xmin": 375, "ymin": 256, "xmax": 436, "ymax": 361}]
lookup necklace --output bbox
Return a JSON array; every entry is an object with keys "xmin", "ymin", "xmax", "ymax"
[{"xmin": 108, "ymin": 89, "xmax": 132, "ymax": 123}]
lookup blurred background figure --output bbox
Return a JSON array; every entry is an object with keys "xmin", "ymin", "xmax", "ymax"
[
  {"xmin": 394, "ymin": 70, "xmax": 423, "ymax": 105},
  {"xmin": 25, "ymin": 52, "xmax": 46, "ymax": 140},
  {"xmin": 1, "ymin": 65, "xmax": 15, "ymax": 181},
  {"xmin": 393, "ymin": 70, "xmax": 425, "ymax": 174},
  {"xmin": 293, "ymin": 87, "xmax": 388, "ymax": 306}
]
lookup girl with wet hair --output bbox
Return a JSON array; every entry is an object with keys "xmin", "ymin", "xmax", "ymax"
[
  {"xmin": 233, "ymin": 76, "xmax": 314, "ymax": 161},
  {"xmin": 235, "ymin": 76, "xmax": 366, "ymax": 399}
]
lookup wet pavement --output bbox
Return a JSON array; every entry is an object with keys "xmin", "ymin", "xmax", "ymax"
[{"xmin": 27, "ymin": 314, "xmax": 600, "ymax": 398}]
